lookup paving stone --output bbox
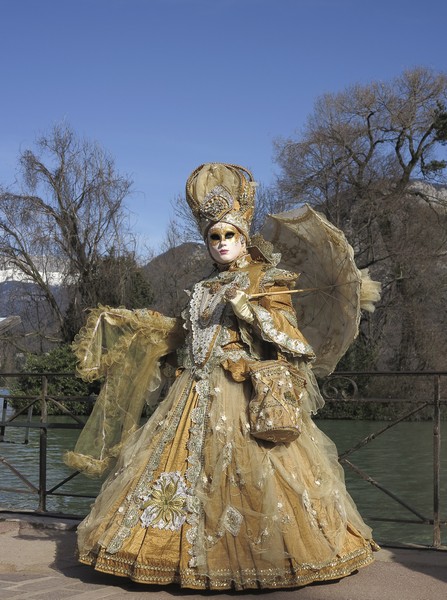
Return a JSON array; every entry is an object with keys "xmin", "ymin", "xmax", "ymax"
[{"xmin": 0, "ymin": 513, "xmax": 446, "ymax": 600}]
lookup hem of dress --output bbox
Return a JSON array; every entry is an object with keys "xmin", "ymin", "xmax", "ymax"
[{"xmin": 78, "ymin": 544, "xmax": 376, "ymax": 590}]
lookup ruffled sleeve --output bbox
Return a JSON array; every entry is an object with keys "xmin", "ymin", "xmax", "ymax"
[
  {"xmin": 250, "ymin": 268, "xmax": 315, "ymax": 360},
  {"xmin": 64, "ymin": 306, "xmax": 185, "ymax": 477}
]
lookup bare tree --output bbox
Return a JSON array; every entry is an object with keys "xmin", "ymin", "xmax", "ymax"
[
  {"xmin": 0, "ymin": 123, "xmax": 135, "ymax": 343},
  {"xmin": 275, "ymin": 68, "xmax": 447, "ymax": 221},
  {"xmin": 170, "ymin": 195, "xmax": 202, "ymax": 242},
  {"xmin": 250, "ymin": 183, "xmax": 292, "ymax": 233},
  {"xmin": 273, "ymin": 67, "xmax": 447, "ymax": 370}
]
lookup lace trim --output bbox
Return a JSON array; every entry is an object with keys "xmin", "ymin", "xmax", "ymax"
[
  {"xmin": 251, "ymin": 305, "xmax": 315, "ymax": 357},
  {"xmin": 260, "ymin": 267, "xmax": 298, "ymax": 287},
  {"xmin": 185, "ymin": 377, "xmax": 212, "ymax": 568},
  {"xmin": 186, "ymin": 270, "xmax": 249, "ymax": 368}
]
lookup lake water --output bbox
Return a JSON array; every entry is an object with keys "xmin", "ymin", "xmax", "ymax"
[{"xmin": 1, "ymin": 417, "xmax": 446, "ymax": 547}]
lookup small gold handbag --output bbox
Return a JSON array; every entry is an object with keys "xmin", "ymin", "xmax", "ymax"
[{"xmin": 247, "ymin": 360, "xmax": 306, "ymax": 443}]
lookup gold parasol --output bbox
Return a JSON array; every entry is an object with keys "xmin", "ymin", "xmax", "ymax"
[{"xmin": 261, "ymin": 204, "xmax": 380, "ymax": 376}]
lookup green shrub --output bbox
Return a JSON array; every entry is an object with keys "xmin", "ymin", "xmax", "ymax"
[{"xmin": 10, "ymin": 344, "xmax": 99, "ymax": 415}]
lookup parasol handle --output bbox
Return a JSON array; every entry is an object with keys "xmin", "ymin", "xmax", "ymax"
[
  {"xmin": 248, "ymin": 281, "xmax": 356, "ymax": 299},
  {"xmin": 249, "ymin": 288, "xmax": 320, "ymax": 299}
]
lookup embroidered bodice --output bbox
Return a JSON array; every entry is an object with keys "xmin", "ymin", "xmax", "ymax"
[{"xmin": 179, "ymin": 259, "xmax": 315, "ymax": 378}]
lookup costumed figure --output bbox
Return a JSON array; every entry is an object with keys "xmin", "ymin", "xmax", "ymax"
[{"xmin": 65, "ymin": 163, "xmax": 380, "ymax": 590}]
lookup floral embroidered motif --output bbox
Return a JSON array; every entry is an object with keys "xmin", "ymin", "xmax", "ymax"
[
  {"xmin": 260, "ymin": 267, "xmax": 298, "ymax": 287},
  {"xmin": 140, "ymin": 471, "xmax": 188, "ymax": 530}
]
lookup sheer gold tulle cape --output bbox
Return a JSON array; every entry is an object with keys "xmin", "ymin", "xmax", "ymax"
[{"xmin": 64, "ymin": 306, "xmax": 185, "ymax": 477}]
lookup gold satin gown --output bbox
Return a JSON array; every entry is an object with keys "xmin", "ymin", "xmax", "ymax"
[{"xmin": 74, "ymin": 257, "xmax": 377, "ymax": 590}]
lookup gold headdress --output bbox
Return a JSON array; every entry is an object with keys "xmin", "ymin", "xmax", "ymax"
[{"xmin": 185, "ymin": 163, "xmax": 256, "ymax": 238}]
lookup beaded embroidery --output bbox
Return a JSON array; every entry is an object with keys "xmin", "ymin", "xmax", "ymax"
[
  {"xmin": 185, "ymin": 377, "xmax": 212, "ymax": 568},
  {"xmin": 221, "ymin": 505, "xmax": 243, "ymax": 537},
  {"xmin": 251, "ymin": 305, "xmax": 314, "ymax": 357},
  {"xmin": 140, "ymin": 471, "xmax": 188, "ymax": 530}
]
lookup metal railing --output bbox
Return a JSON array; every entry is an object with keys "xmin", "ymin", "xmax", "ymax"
[
  {"xmin": 320, "ymin": 371, "xmax": 446, "ymax": 548},
  {"xmin": 0, "ymin": 372, "xmax": 97, "ymax": 513},
  {"xmin": 0, "ymin": 370, "xmax": 445, "ymax": 548}
]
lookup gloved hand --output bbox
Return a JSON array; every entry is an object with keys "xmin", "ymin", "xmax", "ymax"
[{"xmin": 226, "ymin": 289, "xmax": 255, "ymax": 323}]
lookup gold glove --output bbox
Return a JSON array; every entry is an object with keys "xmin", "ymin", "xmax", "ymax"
[{"xmin": 228, "ymin": 289, "xmax": 255, "ymax": 323}]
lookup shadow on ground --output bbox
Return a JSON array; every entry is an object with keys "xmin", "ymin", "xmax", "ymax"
[{"xmin": 385, "ymin": 545, "xmax": 447, "ymax": 585}]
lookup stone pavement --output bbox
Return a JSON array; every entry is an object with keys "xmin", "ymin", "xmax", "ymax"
[{"xmin": 0, "ymin": 513, "xmax": 446, "ymax": 600}]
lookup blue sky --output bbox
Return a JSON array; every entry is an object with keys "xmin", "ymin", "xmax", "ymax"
[{"xmin": 1, "ymin": 0, "xmax": 446, "ymax": 249}]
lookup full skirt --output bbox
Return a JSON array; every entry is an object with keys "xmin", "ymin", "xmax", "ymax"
[{"xmin": 77, "ymin": 367, "xmax": 377, "ymax": 590}]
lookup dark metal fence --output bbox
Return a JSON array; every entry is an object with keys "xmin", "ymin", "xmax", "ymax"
[
  {"xmin": 0, "ymin": 372, "xmax": 96, "ymax": 513},
  {"xmin": 0, "ymin": 370, "xmax": 446, "ymax": 548},
  {"xmin": 320, "ymin": 371, "xmax": 446, "ymax": 549}
]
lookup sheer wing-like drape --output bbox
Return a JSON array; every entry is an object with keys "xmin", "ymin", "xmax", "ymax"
[{"xmin": 64, "ymin": 307, "xmax": 185, "ymax": 477}]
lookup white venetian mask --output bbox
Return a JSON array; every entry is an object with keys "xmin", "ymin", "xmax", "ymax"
[{"xmin": 207, "ymin": 222, "xmax": 246, "ymax": 265}]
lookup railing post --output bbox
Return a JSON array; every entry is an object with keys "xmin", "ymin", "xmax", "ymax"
[
  {"xmin": 433, "ymin": 374, "xmax": 441, "ymax": 548},
  {"xmin": 0, "ymin": 396, "xmax": 7, "ymax": 441},
  {"xmin": 24, "ymin": 404, "xmax": 33, "ymax": 444},
  {"xmin": 38, "ymin": 375, "xmax": 48, "ymax": 512}
]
